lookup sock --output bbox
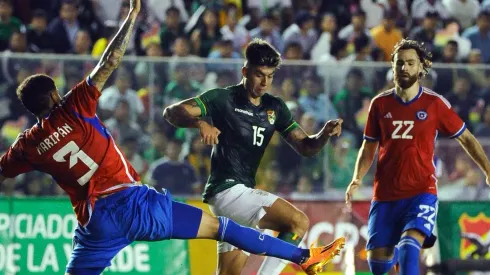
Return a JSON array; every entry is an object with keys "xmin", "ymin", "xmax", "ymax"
[
  {"xmin": 367, "ymin": 247, "xmax": 399, "ymax": 275},
  {"xmin": 217, "ymin": 217, "xmax": 310, "ymax": 264},
  {"xmin": 398, "ymin": 236, "xmax": 421, "ymax": 275},
  {"xmin": 258, "ymin": 232, "xmax": 303, "ymax": 275}
]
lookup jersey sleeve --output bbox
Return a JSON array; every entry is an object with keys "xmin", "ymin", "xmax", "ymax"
[
  {"xmin": 275, "ymin": 97, "xmax": 299, "ymax": 136},
  {"xmin": 435, "ymin": 96, "xmax": 466, "ymax": 138},
  {"xmin": 0, "ymin": 134, "xmax": 34, "ymax": 178},
  {"xmin": 63, "ymin": 76, "xmax": 102, "ymax": 117},
  {"xmin": 364, "ymin": 98, "xmax": 381, "ymax": 141},
  {"xmin": 194, "ymin": 89, "xmax": 223, "ymax": 118}
]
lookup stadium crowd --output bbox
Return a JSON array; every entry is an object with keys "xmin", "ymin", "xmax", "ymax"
[{"xmin": 0, "ymin": 0, "xmax": 489, "ymax": 201}]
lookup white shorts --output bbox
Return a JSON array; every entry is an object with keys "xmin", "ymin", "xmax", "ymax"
[{"xmin": 208, "ymin": 184, "xmax": 279, "ymax": 253}]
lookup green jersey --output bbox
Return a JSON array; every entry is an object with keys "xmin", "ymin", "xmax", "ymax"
[{"xmin": 194, "ymin": 84, "xmax": 299, "ymax": 202}]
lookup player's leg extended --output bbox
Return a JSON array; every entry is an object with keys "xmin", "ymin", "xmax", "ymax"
[
  {"xmin": 366, "ymin": 200, "xmax": 404, "ymax": 275},
  {"xmin": 171, "ymin": 200, "xmax": 345, "ymax": 275},
  {"xmin": 257, "ymin": 197, "xmax": 311, "ymax": 275},
  {"xmin": 398, "ymin": 193, "xmax": 438, "ymax": 275}
]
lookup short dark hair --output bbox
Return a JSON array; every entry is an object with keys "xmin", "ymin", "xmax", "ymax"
[
  {"xmin": 166, "ymin": 6, "xmax": 180, "ymax": 15},
  {"xmin": 245, "ymin": 38, "xmax": 281, "ymax": 68},
  {"xmin": 391, "ymin": 39, "xmax": 432, "ymax": 77},
  {"xmin": 32, "ymin": 9, "xmax": 47, "ymax": 20},
  {"xmin": 16, "ymin": 74, "xmax": 56, "ymax": 116}
]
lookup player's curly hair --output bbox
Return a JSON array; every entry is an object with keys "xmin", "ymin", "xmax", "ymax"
[
  {"xmin": 16, "ymin": 74, "xmax": 56, "ymax": 116},
  {"xmin": 245, "ymin": 38, "xmax": 281, "ymax": 68},
  {"xmin": 391, "ymin": 39, "xmax": 433, "ymax": 78}
]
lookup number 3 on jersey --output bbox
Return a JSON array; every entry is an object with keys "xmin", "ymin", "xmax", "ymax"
[
  {"xmin": 53, "ymin": 141, "xmax": 99, "ymax": 186},
  {"xmin": 392, "ymin": 120, "xmax": 414, "ymax": 139},
  {"xmin": 252, "ymin": 126, "xmax": 265, "ymax": 146}
]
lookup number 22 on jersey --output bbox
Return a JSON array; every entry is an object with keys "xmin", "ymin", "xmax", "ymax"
[
  {"xmin": 53, "ymin": 141, "xmax": 99, "ymax": 186},
  {"xmin": 392, "ymin": 120, "xmax": 414, "ymax": 140}
]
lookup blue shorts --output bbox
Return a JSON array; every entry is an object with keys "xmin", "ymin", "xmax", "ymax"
[
  {"xmin": 66, "ymin": 185, "xmax": 174, "ymax": 272},
  {"xmin": 366, "ymin": 193, "xmax": 438, "ymax": 250}
]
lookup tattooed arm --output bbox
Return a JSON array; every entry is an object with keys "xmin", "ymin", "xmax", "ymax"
[
  {"xmin": 163, "ymin": 98, "xmax": 203, "ymax": 128},
  {"xmin": 163, "ymin": 98, "xmax": 221, "ymax": 145},
  {"xmin": 283, "ymin": 119, "xmax": 343, "ymax": 157},
  {"xmin": 89, "ymin": 0, "xmax": 141, "ymax": 91}
]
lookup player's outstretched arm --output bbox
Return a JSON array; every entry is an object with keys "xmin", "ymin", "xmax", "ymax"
[
  {"xmin": 345, "ymin": 140, "xmax": 378, "ymax": 204},
  {"xmin": 89, "ymin": 0, "xmax": 141, "ymax": 91},
  {"xmin": 163, "ymin": 98, "xmax": 203, "ymax": 128},
  {"xmin": 456, "ymin": 129, "xmax": 490, "ymax": 185},
  {"xmin": 283, "ymin": 119, "xmax": 343, "ymax": 157},
  {"xmin": 163, "ymin": 98, "xmax": 221, "ymax": 145}
]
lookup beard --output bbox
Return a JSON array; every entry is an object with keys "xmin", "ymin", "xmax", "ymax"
[{"xmin": 394, "ymin": 73, "xmax": 419, "ymax": 89}]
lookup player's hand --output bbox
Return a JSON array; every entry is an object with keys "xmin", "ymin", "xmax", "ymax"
[
  {"xmin": 323, "ymin": 119, "xmax": 343, "ymax": 137},
  {"xmin": 198, "ymin": 121, "xmax": 221, "ymax": 145},
  {"xmin": 345, "ymin": 179, "xmax": 361, "ymax": 209},
  {"xmin": 129, "ymin": 0, "xmax": 141, "ymax": 13}
]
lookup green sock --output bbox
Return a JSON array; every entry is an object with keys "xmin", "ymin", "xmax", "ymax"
[{"xmin": 277, "ymin": 232, "xmax": 302, "ymax": 246}]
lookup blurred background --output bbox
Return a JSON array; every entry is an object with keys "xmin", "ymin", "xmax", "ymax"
[{"xmin": 0, "ymin": 0, "xmax": 489, "ymax": 274}]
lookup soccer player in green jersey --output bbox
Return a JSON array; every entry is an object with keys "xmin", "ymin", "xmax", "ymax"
[{"xmin": 164, "ymin": 38, "xmax": 345, "ymax": 275}]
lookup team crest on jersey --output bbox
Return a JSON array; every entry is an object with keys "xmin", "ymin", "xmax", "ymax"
[
  {"xmin": 267, "ymin": 110, "xmax": 276, "ymax": 124},
  {"xmin": 416, "ymin": 110, "xmax": 428, "ymax": 120}
]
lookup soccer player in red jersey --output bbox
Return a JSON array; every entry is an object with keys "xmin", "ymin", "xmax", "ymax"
[
  {"xmin": 345, "ymin": 39, "xmax": 490, "ymax": 275},
  {"xmin": 0, "ymin": 1, "xmax": 345, "ymax": 274}
]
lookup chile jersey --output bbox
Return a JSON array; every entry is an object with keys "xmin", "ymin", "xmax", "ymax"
[
  {"xmin": 364, "ymin": 87, "xmax": 465, "ymax": 201},
  {"xmin": 0, "ymin": 78, "xmax": 140, "ymax": 226}
]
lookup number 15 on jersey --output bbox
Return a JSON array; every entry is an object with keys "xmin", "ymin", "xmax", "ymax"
[{"xmin": 252, "ymin": 126, "xmax": 265, "ymax": 146}]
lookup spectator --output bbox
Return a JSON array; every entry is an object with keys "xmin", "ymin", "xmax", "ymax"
[
  {"xmin": 47, "ymin": 0, "xmax": 85, "ymax": 53},
  {"xmin": 120, "ymin": 135, "xmax": 148, "ymax": 176},
  {"xmin": 164, "ymin": 63, "xmax": 201, "ymax": 107},
  {"xmin": 249, "ymin": 13, "xmax": 284, "ymax": 54},
  {"xmin": 72, "ymin": 29, "xmax": 92, "ymax": 55},
  {"xmin": 409, "ymin": 11, "xmax": 440, "ymax": 52},
  {"xmin": 475, "ymin": 104, "xmax": 490, "ymax": 137},
  {"xmin": 310, "ymin": 13, "xmax": 337, "ymax": 61},
  {"xmin": 185, "ymin": 135, "xmax": 211, "ymax": 186},
  {"xmin": 159, "ymin": 6, "xmax": 185, "ymax": 56},
  {"xmin": 370, "ymin": 9, "xmax": 403, "ymax": 61},
  {"xmin": 446, "ymin": 73, "xmax": 478, "ymax": 129},
  {"xmin": 146, "ymin": 138, "xmax": 200, "ymax": 195},
  {"xmin": 0, "ymin": 0, "xmax": 21, "ymax": 51},
  {"xmin": 8, "ymin": 29, "xmax": 27, "ymax": 53},
  {"xmin": 298, "ymin": 75, "xmax": 338, "ymax": 124},
  {"xmin": 377, "ymin": 0, "xmax": 409, "ymax": 28},
  {"xmin": 26, "ymin": 9, "xmax": 53, "ymax": 53},
  {"xmin": 442, "ymin": 0, "xmax": 480, "ymax": 29},
  {"xmin": 143, "ymin": 129, "xmax": 167, "ymax": 163},
  {"xmin": 338, "ymin": 9, "xmax": 371, "ymax": 54},
  {"xmin": 221, "ymin": 5, "xmax": 250, "ymax": 52},
  {"xmin": 207, "ymin": 39, "xmax": 242, "ymax": 72},
  {"xmin": 190, "ymin": 9, "xmax": 221, "ymax": 57},
  {"xmin": 98, "ymin": 68, "xmax": 144, "ymax": 122},
  {"xmin": 333, "ymin": 69, "xmax": 372, "ymax": 137},
  {"xmin": 104, "ymin": 99, "xmax": 145, "ymax": 145},
  {"xmin": 282, "ymin": 11, "xmax": 318, "ymax": 58},
  {"xmin": 317, "ymin": 38, "xmax": 352, "ymax": 95},
  {"xmin": 411, "ymin": 0, "xmax": 450, "ymax": 22},
  {"xmin": 462, "ymin": 9, "xmax": 490, "ymax": 63}
]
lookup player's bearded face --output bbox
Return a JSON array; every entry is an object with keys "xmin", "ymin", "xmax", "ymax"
[
  {"xmin": 393, "ymin": 50, "xmax": 422, "ymax": 89},
  {"xmin": 244, "ymin": 66, "xmax": 275, "ymax": 98}
]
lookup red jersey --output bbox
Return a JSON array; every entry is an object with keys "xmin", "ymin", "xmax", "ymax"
[
  {"xmin": 0, "ymin": 78, "xmax": 140, "ymax": 225},
  {"xmin": 364, "ymin": 87, "xmax": 465, "ymax": 201}
]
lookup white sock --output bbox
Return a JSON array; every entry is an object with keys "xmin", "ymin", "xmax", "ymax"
[
  {"xmin": 257, "ymin": 230, "xmax": 304, "ymax": 275},
  {"xmin": 257, "ymin": 257, "xmax": 289, "ymax": 275}
]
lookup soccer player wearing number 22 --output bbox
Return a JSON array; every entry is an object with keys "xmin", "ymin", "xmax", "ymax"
[
  {"xmin": 0, "ymin": 2, "xmax": 348, "ymax": 275},
  {"xmin": 345, "ymin": 39, "xmax": 490, "ymax": 275}
]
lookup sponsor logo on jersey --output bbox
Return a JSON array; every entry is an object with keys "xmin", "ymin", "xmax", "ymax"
[
  {"xmin": 458, "ymin": 212, "xmax": 490, "ymax": 259},
  {"xmin": 267, "ymin": 110, "xmax": 276, "ymax": 124},
  {"xmin": 235, "ymin": 108, "xmax": 253, "ymax": 116},
  {"xmin": 416, "ymin": 110, "xmax": 428, "ymax": 120}
]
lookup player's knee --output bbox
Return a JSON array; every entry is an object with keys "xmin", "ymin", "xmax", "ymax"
[
  {"xmin": 368, "ymin": 259, "xmax": 395, "ymax": 275},
  {"xmin": 290, "ymin": 210, "xmax": 309, "ymax": 234}
]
